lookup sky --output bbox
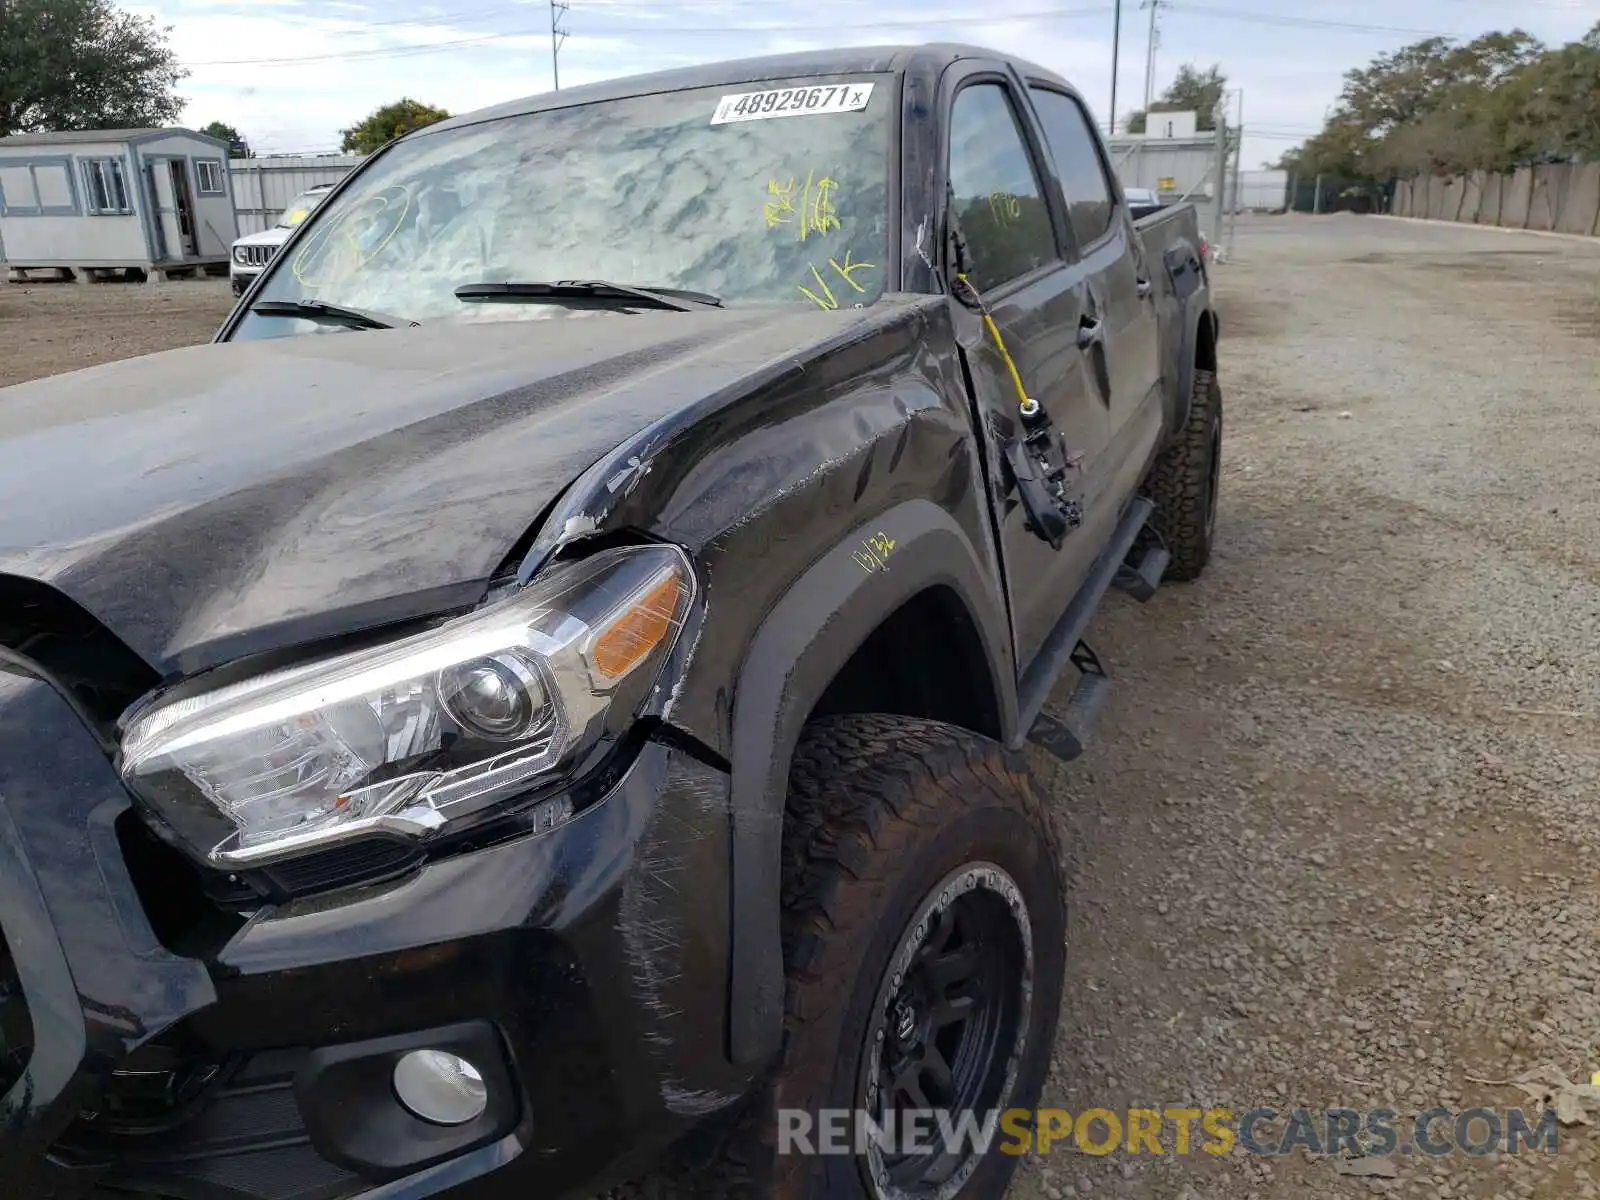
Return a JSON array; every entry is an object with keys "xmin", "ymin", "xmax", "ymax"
[{"xmin": 132, "ymin": 0, "xmax": 1600, "ymax": 170}]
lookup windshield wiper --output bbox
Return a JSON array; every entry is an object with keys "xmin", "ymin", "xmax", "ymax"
[
  {"xmin": 453, "ymin": 280, "xmax": 722, "ymax": 312},
  {"xmin": 251, "ymin": 299, "xmax": 416, "ymax": 330}
]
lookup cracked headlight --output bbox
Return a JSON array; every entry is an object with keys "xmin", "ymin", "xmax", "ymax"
[{"xmin": 119, "ymin": 545, "xmax": 693, "ymax": 868}]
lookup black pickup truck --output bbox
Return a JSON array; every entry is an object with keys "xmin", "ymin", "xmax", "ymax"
[{"xmin": 0, "ymin": 43, "xmax": 1218, "ymax": 1200}]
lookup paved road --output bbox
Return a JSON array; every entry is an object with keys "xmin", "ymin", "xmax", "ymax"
[{"xmin": 1010, "ymin": 214, "xmax": 1600, "ymax": 1200}]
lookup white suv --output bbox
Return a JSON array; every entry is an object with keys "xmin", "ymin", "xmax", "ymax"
[{"xmin": 230, "ymin": 184, "xmax": 336, "ymax": 296}]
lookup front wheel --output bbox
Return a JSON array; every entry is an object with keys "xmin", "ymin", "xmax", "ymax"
[{"xmin": 745, "ymin": 714, "xmax": 1066, "ymax": 1199}]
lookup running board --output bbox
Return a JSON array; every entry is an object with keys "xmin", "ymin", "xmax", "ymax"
[
  {"xmin": 1026, "ymin": 640, "xmax": 1111, "ymax": 761},
  {"xmin": 1013, "ymin": 496, "xmax": 1153, "ymax": 749},
  {"xmin": 1113, "ymin": 537, "xmax": 1169, "ymax": 602}
]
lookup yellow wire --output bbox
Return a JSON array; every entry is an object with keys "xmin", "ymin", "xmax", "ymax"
[{"xmin": 958, "ymin": 273, "xmax": 1032, "ymax": 413}]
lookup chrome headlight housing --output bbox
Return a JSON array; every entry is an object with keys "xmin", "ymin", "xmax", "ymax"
[{"xmin": 119, "ymin": 545, "xmax": 694, "ymax": 868}]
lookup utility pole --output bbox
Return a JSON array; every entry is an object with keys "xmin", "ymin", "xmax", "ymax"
[
  {"xmin": 1140, "ymin": 0, "xmax": 1164, "ymax": 113},
  {"xmin": 1227, "ymin": 89, "xmax": 1243, "ymax": 259},
  {"xmin": 1109, "ymin": 0, "xmax": 1122, "ymax": 135},
  {"xmin": 550, "ymin": 0, "xmax": 570, "ymax": 91},
  {"xmin": 1209, "ymin": 95, "xmax": 1228, "ymax": 250}
]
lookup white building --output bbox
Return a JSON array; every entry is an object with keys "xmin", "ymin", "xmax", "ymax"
[
  {"xmin": 0, "ymin": 128, "xmax": 239, "ymax": 281},
  {"xmin": 1105, "ymin": 111, "xmax": 1219, "ymax": 205}
]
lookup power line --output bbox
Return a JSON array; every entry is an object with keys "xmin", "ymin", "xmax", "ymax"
[
  {"xmin": 1164, "ymin": 3, "xmax": 1451, "ymax": 38},
  {"xmin": 305, "ymin": 3, "xmax": 542, "ymax": 31},
  {"xmin": 185, "ymin": 30, "xmax": 541, "ymax": 67},
  {"xmin": 584, "ymin": 4, "xmax": 1114, "ymax": 34},
  {"xmin": 182, "ymin": 5, "xmax": 1114, "ymax": 67}
]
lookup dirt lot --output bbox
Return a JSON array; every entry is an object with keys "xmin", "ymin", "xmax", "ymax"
[
  {"xmin": 1010, "ymin": 215, "xmax": 1600, "ymax": 1200},
  {"xmin": 6, "ymin": 217, "xmax": 1600, "ymax": 1198},
  {"xmin": 0, "ymin": 276, "xmax": 234, "ymax": 388}
]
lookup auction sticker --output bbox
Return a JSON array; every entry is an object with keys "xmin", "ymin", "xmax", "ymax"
[{"xmin": 711, "ymin": 82, "xmax": 876, "ymax": 125}]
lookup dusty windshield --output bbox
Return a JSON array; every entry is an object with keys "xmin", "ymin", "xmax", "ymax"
[
  {"xmin": 276, "ymin": 189, "xmax": 328, "ymax": 229},
  {"xmin": 233, "ymin": 75, "xmax": 894, "ymax": 338}
]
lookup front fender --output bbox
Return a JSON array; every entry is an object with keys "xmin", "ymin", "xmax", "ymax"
[{"xmin": 725, "ymin": 498, "xmax": 1014, "ymax": 1063}]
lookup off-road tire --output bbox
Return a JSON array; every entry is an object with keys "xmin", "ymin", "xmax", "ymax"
[
  {"xmin": 1142, "ymin": 366, "xmax": 1222, "ymax": 582},
  {"xmin": 716, "ymin": 713, "xmax": 1070, "ymax": 1199}
]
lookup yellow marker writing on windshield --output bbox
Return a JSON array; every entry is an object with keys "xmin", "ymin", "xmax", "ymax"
[
  {"xmin": 806, "ymin": 176, "xmax": 841, "ymax": 237},
  {"xmin": 764, "ymin": 177, "xmax": 799, "ymax": 228},
  {"xmin": 828, "ymin": 250, "xmax": 874, "ymax": 293},
  {"xmin": 798, "ymin": 252, "xmax": 877, "ymax": 310},
  {"xmin": 765, "ymin": 169, "xmax": 842, "ymax": 241},
  {"xmin": 798, "ymin": 263, "xmax": 837, "ymax": 310}
]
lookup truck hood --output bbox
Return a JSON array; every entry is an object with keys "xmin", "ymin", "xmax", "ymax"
[
  {"xmin": 0, "ymin": 306, "xmax": 871, "ymax": 676},
  {"xmin": 232, "ymin": 226, "xmax": 293, "ymax": 249}
]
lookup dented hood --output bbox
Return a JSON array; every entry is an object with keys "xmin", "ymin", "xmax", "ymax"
[{"xmin": 0, "ymin": 306, "xmax": 863, "ymax": 676}]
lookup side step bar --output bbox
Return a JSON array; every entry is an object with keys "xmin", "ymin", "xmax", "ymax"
[
  {"xmin": 1016, "ymin": 498, "xmax": 1167, "ymax": 761},
  {"xmin": 1025, "ymin": 640, "xmax": 1111, "ymax": 762},
  {"xmin": 1113, "ymin": 535, "xmax": 1170, "ymax": 602}
]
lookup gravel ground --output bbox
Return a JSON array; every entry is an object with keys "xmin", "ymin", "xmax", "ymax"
[
  {"xmin": 1007, "ymin": 214, "xmax": 1600, "ymax": 1200},
  {"xmin": 0, "ymin": 276, "xmax": 235, "ymax": 388}
]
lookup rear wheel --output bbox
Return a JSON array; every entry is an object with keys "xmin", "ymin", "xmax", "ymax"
[
  {"xmin": 1142, "ymin": 365, "xmax": 1223, "ymax": 582},
  {"xmin": 743, "ymin": 714, "xmax": 1067, "ymax": 1199}
]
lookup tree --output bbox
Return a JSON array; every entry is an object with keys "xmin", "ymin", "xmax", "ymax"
[
  {"xmin": 1277, "ymin": 25, "xmax": 1600, "ymax": 181},
  {"xmin": 0, "ymin": 0, "xmax": 185, "ymax": 138},
  {"xmin": 199, "ymin": 119, "xmax": 252, "ymax": 157},
  {"xmin": 339, "ymin": 99, "xmax": 451, "ymax": 154},
  {"xmin": 1126, "ymin": 64, "xmax": 1227, "ymax": 135}
]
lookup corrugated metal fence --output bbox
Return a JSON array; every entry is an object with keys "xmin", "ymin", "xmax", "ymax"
[
  {"xmin": 1106, "ymin": 137, "xmax": 1219, "ymax": 203},
  {"xmin": 1393, "ymin": 165, "xmax": 1600, "ymax": 237},
  {"xmin": 229, "ymin": 155, "xmax": 364, "ymax": 234}
]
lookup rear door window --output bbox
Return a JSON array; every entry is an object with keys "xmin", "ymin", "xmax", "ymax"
[{"xmin": 1030, "ymin": 88, "xmax": 1115, "ymax": 250}]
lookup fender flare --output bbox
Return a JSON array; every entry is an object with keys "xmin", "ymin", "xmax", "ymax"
[
  {"xmin": 725, "ymin": 498, "xmax": 1014, "ymax": 1063},
  {"xmin": 1171, "ymin": 300, "xmax": 1219, "ymax": 437}
]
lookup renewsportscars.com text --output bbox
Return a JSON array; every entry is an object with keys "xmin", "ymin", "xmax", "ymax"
[{"xmin": 778, "ymin": 1106, "xmax": 1559, "ymax": 1158}]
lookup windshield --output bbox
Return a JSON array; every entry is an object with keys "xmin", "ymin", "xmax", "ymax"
[
  {"xmin": 276, "ymin": 189, "xmax": 330, "ymax": 229},
  {"xmin": 232, "ymin": 74, "xmax": 894, "ymax": 339}
]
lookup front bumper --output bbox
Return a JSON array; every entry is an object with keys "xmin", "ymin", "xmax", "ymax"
[
  {"xmin": 228, "ymin": 264, "xmax": 261, "ymax": 295},
  {"xmin": 0, "ymin": 672, "xmax": 749, "ymax": 1200}
]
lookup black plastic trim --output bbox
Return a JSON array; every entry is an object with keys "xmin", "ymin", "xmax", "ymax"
[{"xmin": 294, "ymin": 1021, "xmax": 519, "ymax": 1183}]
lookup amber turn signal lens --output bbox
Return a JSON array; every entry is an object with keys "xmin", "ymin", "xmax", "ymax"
[{"xmin": 591, "ymin": 572, "xmax": 683, "ymax": 680}]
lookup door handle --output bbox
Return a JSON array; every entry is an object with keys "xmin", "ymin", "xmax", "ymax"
[
  {"xmin": 1136, "ymin": 277, "xmax": 1154, "ymax": 299},
  {"xmin": 1077, "ymin": 316, "xmax": 1104, "ymax": 350}
]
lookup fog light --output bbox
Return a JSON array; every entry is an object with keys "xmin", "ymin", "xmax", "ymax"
[{"xmin": 392, "ymin": 1050, "xmax": 488, "ymax": 1126}]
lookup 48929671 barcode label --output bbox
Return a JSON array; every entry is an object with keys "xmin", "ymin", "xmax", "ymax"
[{"xmin": 710, "ymin": 82, "xmax": 876, "ymax": 125}]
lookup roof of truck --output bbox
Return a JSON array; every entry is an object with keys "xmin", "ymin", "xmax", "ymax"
[{"xmin": 428, "ymin": 43, "xmax": 1070, "ymax": 135}]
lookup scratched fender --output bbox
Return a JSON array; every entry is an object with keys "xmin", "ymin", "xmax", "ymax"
[{"xmin": 518, "ymin": 296, "xmax": 1017, "ymax": 1063}]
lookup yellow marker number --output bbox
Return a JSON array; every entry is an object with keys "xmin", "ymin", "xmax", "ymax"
[
  {"xmin": 988, "ymin": 191, "xmax": 1022, "ymax": 224},
  {"xmin": 852, "ymin": 531, "xmax": 897, "ymax": 574}
]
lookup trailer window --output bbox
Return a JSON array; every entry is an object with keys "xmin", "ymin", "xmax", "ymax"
[
  {"xmin": 83, "ymin": 159, "xmax": 132, "ymax": 215},
  {"xmin": 196, "ymin": 159, "xmax": 226, "ymax": 195}
]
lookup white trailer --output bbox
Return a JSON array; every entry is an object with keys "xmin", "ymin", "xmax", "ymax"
[{"xmin": 0, "ymin": 128, "xmax": 239, "ymax": 282}]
